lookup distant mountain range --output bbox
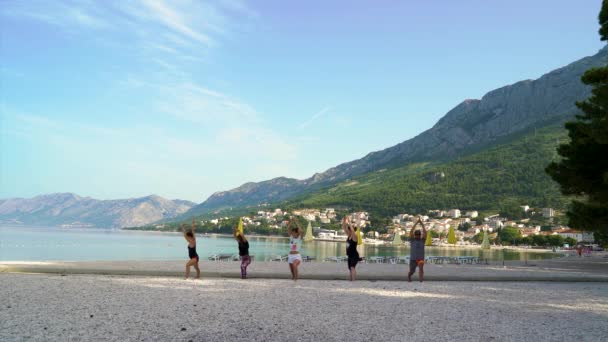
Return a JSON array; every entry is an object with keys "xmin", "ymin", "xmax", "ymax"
[
  {"xmin": 183, "ymin": 46, "xmax": 608, "ymax": 217},
  {"xmin": 0, "ymin": 193, "xmax": 195, "ymax": 228},
  {"xmin": 5, "ymin": 47, "xmax": 607, "ymax": 227}
]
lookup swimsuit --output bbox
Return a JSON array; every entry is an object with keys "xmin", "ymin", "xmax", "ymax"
[
  {"xmin": 188, "ymin": 244, "xmax": 199, "ymax": 262},
  {"xmin": 346, "ymin": 237, "xmax": 360, "ymax": 269}
]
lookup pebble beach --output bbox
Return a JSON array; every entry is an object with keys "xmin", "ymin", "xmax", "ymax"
[
  {"xmin": 1, "ymin": 273, "xmax": 607, "ymax": 342},
  {"xmin": 2, "ymin": 254, "xmax": 608, "ymax": 341}
]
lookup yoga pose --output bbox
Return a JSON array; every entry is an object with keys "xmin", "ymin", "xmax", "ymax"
[
  {"xmin": 408, "ymin": 217, "xmax": 427, "ymax": 282},
  {"xmin": 287, "ymin": 218, "xmax": 303, "ymax": 281},
  {"xmin": 182, "ymin": 218, "xmax": 200, "ymax": 279},
  {"xmin": 342, "ymin": 217, "xmax": 360, "ymax": 281},
  {"xmin": 234, "ymin": 226, "xmax": 251, "ymax": 279}
]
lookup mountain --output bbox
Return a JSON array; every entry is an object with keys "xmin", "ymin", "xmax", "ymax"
[
  {"xmin": 0, "ymin": 193, "xmax": 196, "ymax": 228},
  {"xmin": 185, "ymin": 46, "xmax": 608, "ymax": 216},
  {"xmin": 286, "ymin": 124, "xmax": 570, "ymax": 218}
]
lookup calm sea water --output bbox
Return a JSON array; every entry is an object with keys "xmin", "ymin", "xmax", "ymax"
[{"xmin": 0, "ymin": 226, "xmax": 557, "ymax": 262}]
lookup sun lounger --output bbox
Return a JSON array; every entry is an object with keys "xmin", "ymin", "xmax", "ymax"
[
  {"xmin": 397, "ymin": 256, "xmax": 410, "ymax": 264},
  {"xmin": 302, "ymin": 256, "xmax": 316, "ymax": 262},
  {"xmin": 369, "ymin": 256, "xmax": 385, "ymax": 263},
  {"xmin": 269, "ymin": 255, "xmax": 287, "ymax": 262},
  {"xmin": 208, "ymin": 253, "xmax": 233, "ymax": 262},
  {"xmin": 323, "ymin": 256, "xmax": 347, "ymax": 263}
]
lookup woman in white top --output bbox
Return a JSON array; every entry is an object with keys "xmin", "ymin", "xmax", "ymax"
[{"xmin": 287, "ymin": 218, "xmax": 303, "ymax": 281}]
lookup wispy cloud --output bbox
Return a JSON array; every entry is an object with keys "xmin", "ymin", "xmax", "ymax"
[
  {"xmin": 137, "ymin": 0, "xmax": 212, "ymax": 45},
  {"xmin": 299, "ymin": 106, "xmax": 331, "ymax": 129},
  {"xmin": 2, "ymin": 0, "xmax": 296, "ymax": 199}
]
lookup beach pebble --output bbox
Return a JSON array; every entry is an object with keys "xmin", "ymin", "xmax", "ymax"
[{"xmin": 1, "ymin": 273, "xmax": 607, "ymax": 342}]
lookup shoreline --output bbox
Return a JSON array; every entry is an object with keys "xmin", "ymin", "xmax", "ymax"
[{"xmin": 1, "ymin": 253, "xmax": 606, "ymax": 282}]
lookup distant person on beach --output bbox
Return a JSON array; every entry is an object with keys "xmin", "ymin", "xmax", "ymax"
[
  {"xmin": 234, "ymin": 226, "xmax": 251, "ymax": 279},
  {"xmin": 287, "ymin": 218, "xmax": 303, "ymax": 281},
  {"xmin": 181, "ymin": 218, "xmax": 200, "ymax": 279},
  {"xmin": 408, "ymin": 217, "xmax": 427, "ymax": 282},
  {"xmin": 342, "ymin": 217, "xmax": 360, "ymax": 281}
]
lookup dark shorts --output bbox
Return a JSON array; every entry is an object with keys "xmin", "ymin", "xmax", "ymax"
[
  {"xmin": 348, "ymin": 256, "xmax": 359, "ymax": 269},
  {"xmin": 409, "ymin": 259, "xmax": 424, "ymax": 272},
  {"xmin": 190, "ymin": 255, "xmax": 199, "ymax": 262}
]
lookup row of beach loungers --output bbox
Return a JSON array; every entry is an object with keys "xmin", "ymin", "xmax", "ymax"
[
  {"xmin": 207, "ymin": 253, "xmax": 481, "ymax": 264},
  {"xmin": 322, "ymin": 255, "xmax": 482, "ymax": 264},
  {"xmin": 207, "ymin": 254, "xmax": 317, "ymax": 262},
  {"xmin": 267, "ymin": 255, "xmax": 316, "ymax": 262}
]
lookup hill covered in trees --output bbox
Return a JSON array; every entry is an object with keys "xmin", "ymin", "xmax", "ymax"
[{"xmin": 282, "ymin": 124, "xmax": 570, "ymax": 219}]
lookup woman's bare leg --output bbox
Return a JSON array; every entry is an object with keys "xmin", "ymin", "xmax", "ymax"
[
  {"xmin": 293, "ymin": 259, "xmax": 300, "ymax": 281},
  {"xmin": 185, "ymin": 259, "xmax": 195, "ymax": 279},
  {"xmin": 194, "ymin": 262, "xmax": 200, "ymax": 279},
  {"xmin": 289, "ymin": 264, "xmax": 295, "ymax": 280}
]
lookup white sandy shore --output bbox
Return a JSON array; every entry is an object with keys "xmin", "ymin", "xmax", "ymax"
[{"xmin": 1, "ymin": 273, "xmax": 607, "ymax": 342}]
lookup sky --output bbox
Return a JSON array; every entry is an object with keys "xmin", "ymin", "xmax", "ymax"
[{"xmin": 0, "ymin": 0, "xmax": 605, "ymax": 203}]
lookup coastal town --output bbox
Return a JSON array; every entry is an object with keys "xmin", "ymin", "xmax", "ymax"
[{"xmin": 192, "ymin": 205, "xmax": 597, "ymax": 247}]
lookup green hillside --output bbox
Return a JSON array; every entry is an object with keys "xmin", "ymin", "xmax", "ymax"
[{"xmin": 284, "ymin": 124, "xmax": 570, "ymax": 218}]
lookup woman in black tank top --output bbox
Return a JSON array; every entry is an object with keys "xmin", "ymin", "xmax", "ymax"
[
  {"xmin": 342, "ymin": 217, "xmax": 360, "ymax": 281},
  {"xmin": 234, "ymin": 226, "xmax": 251, "ymax": 279},
  {"xmin": 182, "ymin": 218, "xmax": 200, "ymax": 279}
]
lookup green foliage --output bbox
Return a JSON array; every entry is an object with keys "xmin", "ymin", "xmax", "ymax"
[
  {"xmin": 546, "ymin": 7, "xmax": 608, "ymax": 245},
  {"xmin": 288, "ymin": 125, "xmax": 569, "ymax": 220},
  {"xmin": 447, "ymin": 226, "xmax": 457, "ymax": 244},
  {"xmin": 564, "ymin": 237, "xmax": 578, "ymax": 246},
  {"xmin": 499, "ymin": 201, "xmax": 525, "ymax": 220},
  {"xmin": 458, "ymin": 222, "xmax": 472, "ymax": 232},
  {"xmin": 520, "ymin": 236, "xmax": 533, "ymax": 246},
  {"xmin": 532, "ymin": 235, "xmax": 547, "ymax": 247},
  {"xmin": 499, "ymin": 227, "xmax": 522, "ymax": 246},
  {"xmin": 547, "ymin": 235, "xmax": 565, "ymax": 247},
  {"xmin": 599, "ymin": 0, "xmax": 608, "ymax": 41},
  {"xmin": 480, "ymin": 231, "xmax": 491, "ymax": 249}
]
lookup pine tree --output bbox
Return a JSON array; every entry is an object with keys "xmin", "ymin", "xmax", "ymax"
[
  {"xmin": 480, "ymin": 231, "xmax": 491, "ymax": 250},
  {"xmin": 447, "ymin": 226, "xmax": 457, "ymax": 245},
  {"xmin": 304, "ymin": 221, "xmax": 314, "ymax": 242},
  {"xmin": 546, "ymin": 1, "xmax": 608, "ymax": 245}
]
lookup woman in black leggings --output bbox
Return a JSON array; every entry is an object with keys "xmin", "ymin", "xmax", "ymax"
[{"xmin": 342, "ymin": 217, "xmax": 360, "ymax": 281}]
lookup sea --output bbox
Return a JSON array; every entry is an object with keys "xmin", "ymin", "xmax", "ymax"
[{"xmin": 0, "ymin": 226, "xmax": 558, "ymax": 262}]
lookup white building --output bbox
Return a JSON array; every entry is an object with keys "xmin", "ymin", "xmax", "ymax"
[
  {"xmin": 465, "ymin": 211, "xmax": 478, "ymax": 218},
  {"xmin": 448, "ymin": 209, "xmax": 461, "ymax": 218},
  {"xmin": 557, "ymin": 229, "xmax": 583, "ymax": 242},
  {"xmin": 303, "ymin": 214, "xmax": 316, "ymax": 222},
  {"xmin": 542, "ymin": 208, "xmax": 555, "ymax": 218},
  {"xmin": 582, "ymin": 232, "xmax": 595, "ymax": 242},
  {"xmin": 520, "ymin": 205, "xmax": 530, "ymax": 213}
]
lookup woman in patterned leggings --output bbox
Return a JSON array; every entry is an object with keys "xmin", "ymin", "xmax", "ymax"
[{"xmin": 234, "ymin": 226, "xmax": 251, "ymax": 279}]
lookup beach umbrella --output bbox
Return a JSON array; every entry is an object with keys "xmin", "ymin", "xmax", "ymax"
[{"xmin": 237, "ymin": 217, "xmax": 244, "ymax": 235}]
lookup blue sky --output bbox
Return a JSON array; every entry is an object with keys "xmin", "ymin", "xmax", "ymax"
[{"xmin": 0, "ymin": 0, "xmax": 605, "ymax": 202}]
